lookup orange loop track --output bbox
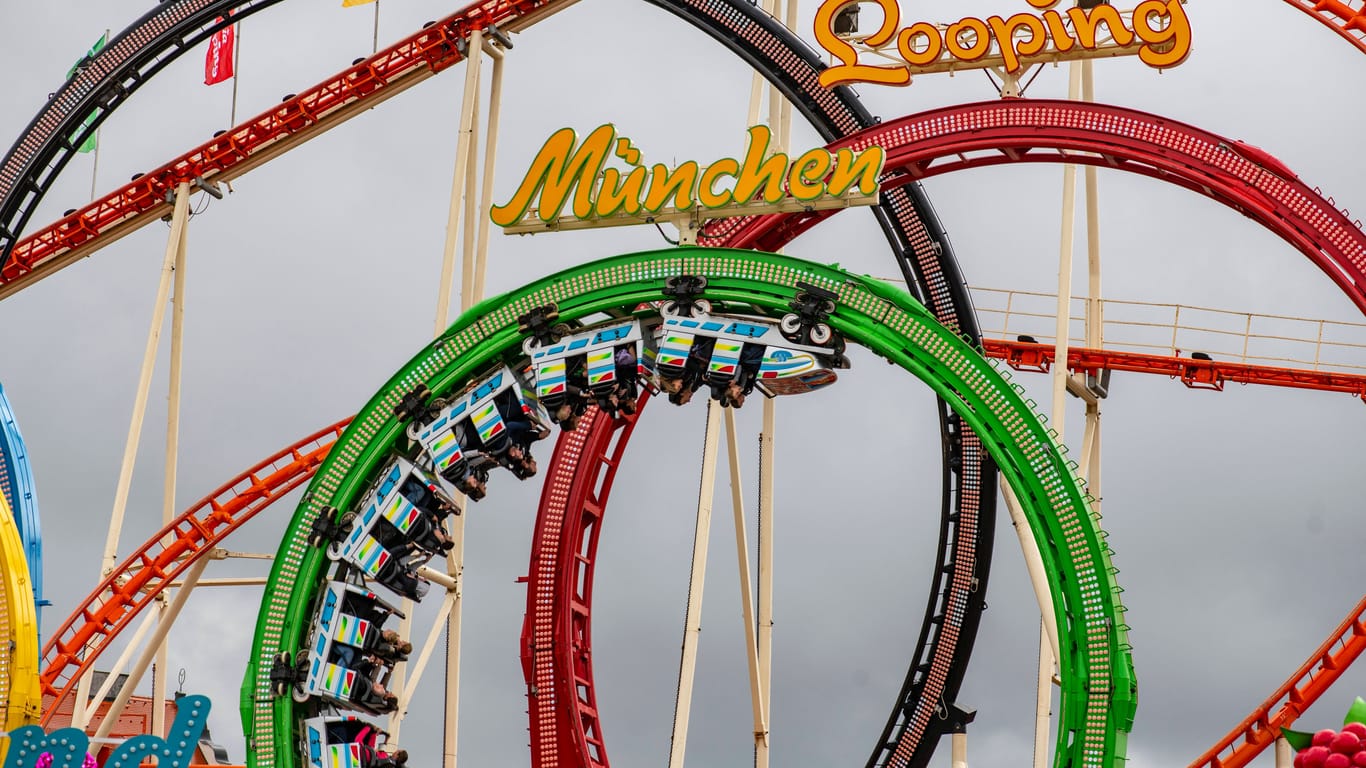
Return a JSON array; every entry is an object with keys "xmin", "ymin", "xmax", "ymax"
[
  {"xmin": 38, "ymin": 418, "xmax": 348, "ymax": 725},
  {"xmin": 1191, "ymin": 596, "xmax": 1366, "ymax": 768},
  {"xmin": 1289, "ymin": 0, "xmax": 1366, "ymax": 54}
]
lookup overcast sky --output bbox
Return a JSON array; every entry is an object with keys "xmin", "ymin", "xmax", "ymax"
[{"xmin": 1, "ymin": 0, "xmax": 1365, "ymax": 766}]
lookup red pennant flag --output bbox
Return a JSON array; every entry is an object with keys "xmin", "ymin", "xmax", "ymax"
[{"xmin": 204, "ymin": 22, "xmax": 235, "ymax": 85}]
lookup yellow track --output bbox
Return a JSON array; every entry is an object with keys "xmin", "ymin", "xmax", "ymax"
[{"xmin": 0, "ymin": 489, "xmax": 40, "ymax": 749}]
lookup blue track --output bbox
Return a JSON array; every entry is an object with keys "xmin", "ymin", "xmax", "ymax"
[{"xmin": 0, "ymin": 382, "xmax": 44, "ymax": 631}]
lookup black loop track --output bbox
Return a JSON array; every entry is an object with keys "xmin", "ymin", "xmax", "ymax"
[{"xmin": 0, "ymin": 2, "xmax": 996, "ymax": 765}]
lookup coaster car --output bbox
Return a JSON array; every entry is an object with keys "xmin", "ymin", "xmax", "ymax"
[
  {"xmin": 280, "ymin": 578, "xmax": 407, "ymax": 715},
  {"xmin": 302, "ymin": 717, "xmax": 408, "ymax": 768},
  {"xmin": 407, "ymin": 365, "xmax": 550, "ymax": 485},
  {"xmin": 646, "ymin": 308, "xmax": 844, "ymax": 400},
  {"xmin": 325, "ymin": 457, "xmax": 457, "ymax": 581},
  {"xmin": 524, "ymin": 319, "xmax": 646, "ymax": 424}
]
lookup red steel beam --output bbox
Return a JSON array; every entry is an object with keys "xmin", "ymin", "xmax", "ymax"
[
  {"xmin": 0, "ymin": 0, "xmax": 572, "ymax": 299},
  {"xmin": 982, "ymin": 339, "xmax": 1366, "ymax": 401}
]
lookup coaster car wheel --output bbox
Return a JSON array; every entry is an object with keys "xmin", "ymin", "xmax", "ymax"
[
  {"xmin": 324, "ymin": 511, "xmax": 357, "ymax": 560},
  {"xmin": 271, "ymin": 651, "xmax": 305, "ymax": 699},
  {"xmin": 392, "ymin": 384, "xmax": 432, "ymax": 423},
  {"xmin": 809, "ymin": 323, "xmax": 833, "ymax": 345}
]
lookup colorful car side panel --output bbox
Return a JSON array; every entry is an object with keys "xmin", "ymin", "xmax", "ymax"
[
  {"xmin": 650, "ymin": 312, "xmax": 840, "ymax": 395},
  {"xmin": 301, "ymin": 581, "xmax": 402, "ymax": 712},
  {"xmin": 331, "ymin": 459, "xmax": 427, "ymax": 573},
  {"xmin": 413, "ymin": 365, "xmax": 546, "ymax": 468},
  {"xmin": 303, "ymin": 716, "xmax": 379, "ymax": 768},
  {"xmin": 528, "ymin": 321, "xmax": 644, "ymax": 397}
]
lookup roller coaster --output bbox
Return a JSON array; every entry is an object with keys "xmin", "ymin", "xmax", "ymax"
[{"xmin": 0, "ymin": 0, "xmax": 1363, "ymax": 767}]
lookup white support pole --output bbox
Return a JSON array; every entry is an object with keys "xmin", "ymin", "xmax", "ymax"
[
  {"xmin": 153, "ymin": 188, "xmax": 190, "ymax": 738},
  {"xmin": 433, "ymin": 29, "xmax": 484, "ymax": 335},
  {"xmin": 442, "ymin": 524, "xmax": 463, "ymax": 768},
  {"xmin": 429, "ymin": 40, "xmax": 486, "ymax": 765},
  {"xmin": 1033, "ymin": 621, "xmax": 1052, "ymax": 768},
  {"xmin": 755, "ymin": 397, "xmax": 776, "ymax": 768},
  {"xmin": 100, "ymin": 181, "xmax": 192, "ymax": 577},
  {"xmin": 395, "ymin": 592, "xmax": 457, "ymax": 715},
  {"xmin": 1036, "ymin": 56, "xmax": 1085, "ymax": 768},
  {"xmin": 72, "ymin": 667, "xmax": 94, "ymax": 729},
  {"xmin": 443, "ymin": 34, "xmax": 484, "ymax": 768},
  {"xmin": 766, "ymin": 1, "xmax": 781, "ymax": 141},
  {"xmin": 723, "ymin": 410, "xmax": 768, "ymax": 756},
  {"xmin": 1081, "ymin": 58, "xmax": 1103, "ymax": 515},
  {"xmin": 472, "ymin": 43, "xmax": 504, "ymax": 304},
  {"xmin": 999, "ymin": 480, "xmax": 1059, "ymax": 663},
  {"xmin": 93, "ymin": 556, "xmax": 208, "ymax": 740},
  {"xmin": 668, "ymin": 400, "xmax": 724, "ymax": 768},
  {"xmin": 779, "ymin": 0, "xmax": 797, "ymax": 147},
  {"xmin": 1276, "ymin": 738, "xmax": 1294, "ymax": 768},
  {"xmin": 458, "ymin": 85, "xmax": 481, "ymax": 313},
  {"xmin": 1051, "ymin": 59, "xmax": 1082, "ymax": 438},
  {"xmin": 951, "ymin": 731, "xmax": 968, "ymax": 768}
]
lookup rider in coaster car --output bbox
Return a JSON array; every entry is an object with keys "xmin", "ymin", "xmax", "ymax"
[
  {"xmin": 604, "ymin": 344, "xmax": 640, "ymax": 416},
  {"xmin": 495, "ymin": 390, "xmax": 549, "ymax": 478},
  {"xmin": 350, "ymin": 654, "xmax": 399, "ymax": 713},
  {"xmin": 718, "ymin": 342, "xmax": 765, "ymax": 409},
  {"xmin": 663, "ymin": 336, "xmax": 715, "ymax": 406},
  {"xmin": 326, "ymin": 720, "xmax": 380, "ymax": 749},
  {"xmin": 373, "ymin": 542, "xmax": 431, "ymax": 601},
  {"xmin": 549, "ymin": 356, "xmax": 592, "ymax": 431},
  {"xmin": 397, "ymin": 475, "xmax": 456, "ymax": 552},
  {"xmin": 369, "ymin": 629, "xmax": 413, "ymax": 662},
  {"xmin": 344, "ymin": 593, "xmax": 415, "ymax": 661},
  {"xmin": 444, "ymin": 420, "xmax": 495, "ymax": 499},
  {"xmin": 359, "ymin": 747, "xmax": 409, "ymax": 768}
]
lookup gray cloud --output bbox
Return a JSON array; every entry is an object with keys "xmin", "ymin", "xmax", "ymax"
[{"xmin": 1, "ymin": 0, "xmax": 1364, "ymax": 766}]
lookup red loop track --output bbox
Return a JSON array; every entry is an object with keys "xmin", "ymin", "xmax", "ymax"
[
  {"xmin": 522, "ymin": 400, "xmax": 646, "ymax": 767},
  {"xmin": 38, "ymin": 418, "xmax": 347, "ymax": 725},
  {"xmin": 709, "ymin": 99, "xmax": 1366, "ymax": 315}
]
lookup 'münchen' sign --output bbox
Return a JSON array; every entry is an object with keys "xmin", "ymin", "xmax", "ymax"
[{"xmin": 492, "ymin": 125, "xmax": 883, "ymax": 236}]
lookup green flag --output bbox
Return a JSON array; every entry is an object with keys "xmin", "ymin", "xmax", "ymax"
[{"xmin": 66, "ymin": 33, "xmax": 108, "ymax": 153}]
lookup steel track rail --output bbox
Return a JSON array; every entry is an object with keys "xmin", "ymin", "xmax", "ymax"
[
  {"xmin": 5, "ymin": 0, "xmax": 1365, "ymax": 269},
  {"xmin": 6, "ymin": 4, "xmax": 991, "ymax": 765},
  {"xmin": 37, "ymin": 419, "xmax": 347, "ymax": 725},
  {"xmin": 1191, "ymin": 596, "xmax": 1366, "ymax": 768},
  {"xmin": 984, "ymin": 340, "xmax": 1366, "ymax": 400},
  {"xmin": 714, "ymin": 99, "xmax": 1366, "ymax": 316},
  {"xmin": 522, "ymin": 401, "xmax": 646, "ymax": 767},
  {"xmin": 244, "ymin": 248, "xmax": 1134, "ymax": 768},
  {"xmin": 0, "ymin": 491, "xmax": 41, "ymax": 733},
  {"xmin": 0, "ymin": 384, "xmax": 44, "ymax": 630}
]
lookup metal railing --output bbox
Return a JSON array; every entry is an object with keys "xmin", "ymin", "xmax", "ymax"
[{"xmin": 934, "ymin": 284, "xmax": 1366, "ymax": 375}]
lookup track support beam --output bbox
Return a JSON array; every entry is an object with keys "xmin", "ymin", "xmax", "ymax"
[{"xmin": 669, "ymin": 400, "xmax": 723, "ymax": 768}]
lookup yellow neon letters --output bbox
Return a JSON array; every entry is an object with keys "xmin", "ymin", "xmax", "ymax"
[
  {"xmin": 812, "ymin": 0, "xmax": 1193, "ymax": 83},
  {"xmin": 493, "ymin": 124, "xmax": 884, "ymax": 227}
]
